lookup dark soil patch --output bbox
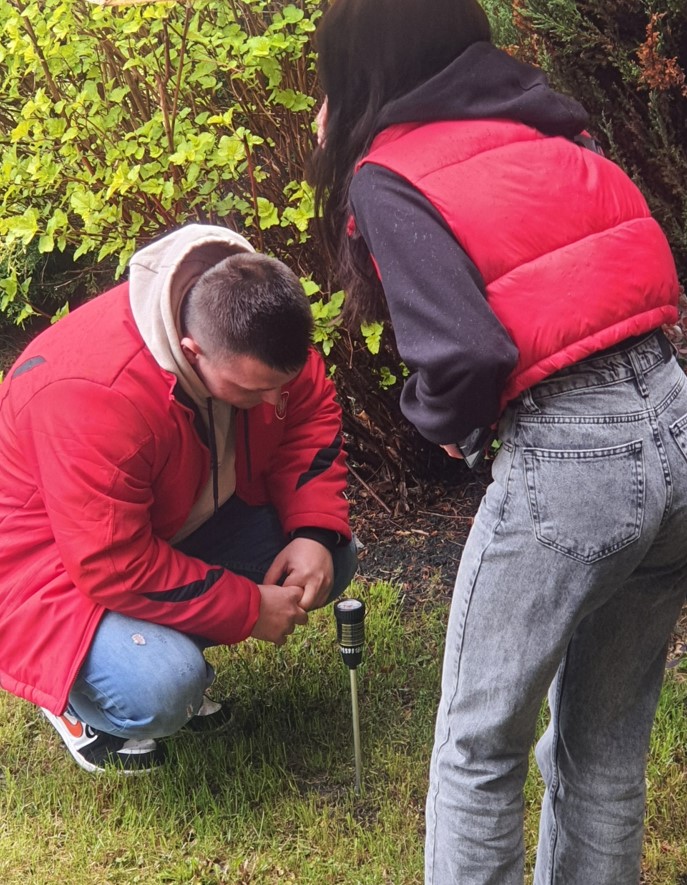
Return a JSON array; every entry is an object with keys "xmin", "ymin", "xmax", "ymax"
[
  {"xmin": 349, "ymin": 465, "xmax": 687, "ymax": 668},
  {"xmin": 350, "ymin": 464, "xmax": 489, "ymax": 605}
]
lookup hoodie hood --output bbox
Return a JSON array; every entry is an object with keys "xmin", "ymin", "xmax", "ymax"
[
  {"xmin": 129, "ymin": 223, "xmax": 254, "ymax": 406},
  {"xmin": 374, "ymin": 42, "xmax": 588, "ymax": 138},
  {"xmin": 129, "ymin": 223, "xmax": 255, "ymax": 541}
]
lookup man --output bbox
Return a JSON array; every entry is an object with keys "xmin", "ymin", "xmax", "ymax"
[{"xmin": 0, "ymin": 224, "xmax": 357, "ymax": 774}]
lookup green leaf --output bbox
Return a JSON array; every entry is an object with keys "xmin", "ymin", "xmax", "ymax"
[
  {"xmin": 15, "ymin": 303, "xmax": 37, "ymax": 324},
  {"xmin": 361, "ymin": 321, "xmax": 384, "ymax": 356},
  {"xmin": 256, "ymin": 197, "xmax": 279, "ymax": 229},
  {"xmin": 186, "ymin": 162, "xmax": 201, "ymax": 186},
  {"xmin": 281, "ymin": 6, "xmax": 305, "ymax": 24},
  {"xmin": 3, "ymin": 211, "xmax": 39, "ymax": 246},
  {"xmin": 379, "ymin": 366, "xmax": 398, "ymax": 389},
  {"xmin": 10, "ymin": 119, "xmax": 31, "ymax": 142},
  {"xmin": 38, "ymin": 233, "xmax": 54, "ymax": 253},
  {"xmin": 50, "ymin": 302, "xmax": 70, "ymax": 324},
  {"xmin": 73, "ymin": 237, "xmax": 97, "ymax": 261},
  {"xmin": 272, "ymin": 88, "xmax": 311, "ymax": 112},
  {"xmin": 216, "ymin": 135, "xmax": 246, "ymax": 167},
  {"xmin": 0, "ymin": 277, "xmax": 18, "ymax": 301},
  {"xmin": 247, "ymin": 35, "xmax": 272, "ymax": 58},
  {"xmin": 301, "ymin": 279, "xmax": 321, "ymax": 298},
  {"xmin": 69, "ymin": 189, "xmax": 98, "ymax": 215}
]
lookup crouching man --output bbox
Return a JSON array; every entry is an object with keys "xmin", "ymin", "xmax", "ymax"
[{"xmin": 0, "ymin": 224, "xmax": 357, "ymax": 773}]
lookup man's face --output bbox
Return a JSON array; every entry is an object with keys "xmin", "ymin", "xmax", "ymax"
[{"xmin": 191, "ymin": 351, "xmax": 301, "ymax": 409}]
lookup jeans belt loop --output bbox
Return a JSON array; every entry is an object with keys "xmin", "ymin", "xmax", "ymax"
[
  {"xmin": 656, "ymin": 329, "xmax": 674, "ymax": 363},
  {"xmin": 520, "ymin": 388, "xmax": 540, "ymax": 414}
]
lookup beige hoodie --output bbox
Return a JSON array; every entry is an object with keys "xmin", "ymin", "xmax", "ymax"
[{"xmin": 129, "ymin": 223, "xmax": 255, "ymax": 542}]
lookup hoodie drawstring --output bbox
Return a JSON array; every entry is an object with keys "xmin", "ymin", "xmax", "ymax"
[
  {"xmin": 206, "ymin": 397, "xmax": 219, "ymax": 515},
  {"xmin": 242, "ymin": 410, "xmax": 252, "ymax": 483}
]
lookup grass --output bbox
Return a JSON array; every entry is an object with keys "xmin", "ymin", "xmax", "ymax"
[{"xmin": 0, "ymin": 581, "xmax": 685, "ymax": 884}]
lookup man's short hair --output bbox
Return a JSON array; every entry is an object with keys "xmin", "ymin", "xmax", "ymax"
[{"xmin": 180, "ymin": 252, "xmax": 314, "ymax": 372}]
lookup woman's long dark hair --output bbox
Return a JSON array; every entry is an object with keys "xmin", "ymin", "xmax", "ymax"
[{"xmin": 309, "ymin": 0, "xmax": 491, "ymax": 326}]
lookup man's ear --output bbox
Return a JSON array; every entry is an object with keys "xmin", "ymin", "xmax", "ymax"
[{"xmin": 180, "ymin": 336, "xmax": 203, "ymax": 366}]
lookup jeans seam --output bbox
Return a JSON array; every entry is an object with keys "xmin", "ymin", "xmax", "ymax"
[
  {"xmin": 426, "ymin": 442, "xmax": 516, "ymax": 883},
  {"xmin": 546, "ymin": 652, "xmax": 569, "ymax": 885},
  {"xmin": 652, "ymin": 412, "xmax": 674, "ymax": 523}
]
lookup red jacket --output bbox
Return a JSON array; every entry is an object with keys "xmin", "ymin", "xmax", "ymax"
[
  {"xmin": 360, "ymin": 119, "xmax": 679, "ymax": 406},
  {"xmin": 0, "ymin": 284, "xmax": 350, "ymax": 714}
]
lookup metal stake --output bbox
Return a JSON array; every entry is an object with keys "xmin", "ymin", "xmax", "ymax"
[{"xmin": 349, "ymin": 667, "xmax": 362, "ymax": 793}]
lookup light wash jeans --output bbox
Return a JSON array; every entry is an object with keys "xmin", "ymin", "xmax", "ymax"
[
  {"xmin": 425, "ymin": 331, "xmax": 687, "ymax": 885},
  {"xmin": 68, "ymin": 496, "xmax": 358, "ymax": 739}
]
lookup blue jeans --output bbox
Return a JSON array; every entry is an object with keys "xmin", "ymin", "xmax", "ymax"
[
  {"xmin": 425, "ymin": 332, "xmax": 687, "ymax": 885},
  {"xmin": 68, "ymin": 496, "xmax": 358, "ymax": 739}
]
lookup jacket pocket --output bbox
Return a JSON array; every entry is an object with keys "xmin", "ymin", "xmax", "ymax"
[{"xmin": 523, "ymin": 440, "xmax": 644, "ymax": 563}]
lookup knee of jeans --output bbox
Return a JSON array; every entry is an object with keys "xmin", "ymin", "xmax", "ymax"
[{"xmin": 121, "ymin": 643, "xmax": 211, "ymax": 739}]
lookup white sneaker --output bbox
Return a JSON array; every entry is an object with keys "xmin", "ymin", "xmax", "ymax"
[{"xmin": 42, "ymin": 708, "xmax": 164, "ymax": 774}]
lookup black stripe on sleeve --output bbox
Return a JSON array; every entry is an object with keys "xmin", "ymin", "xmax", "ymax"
[
  {"xmin": 143, "ymin": 567, "xmax": 224, "ymax": 603},
  {"xmin": 295, "ymin": 433, "xmax": 342, "ymax": 490}
]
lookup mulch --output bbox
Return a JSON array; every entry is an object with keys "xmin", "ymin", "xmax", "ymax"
[{"xmin": 348, "ymin": 464, "xmax": 687, "ymax": 670}]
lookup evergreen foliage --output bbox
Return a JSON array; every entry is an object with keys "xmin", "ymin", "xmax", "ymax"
[
  {"xmin": 507, "ymin": 0, "xmax": 687, "ymax": 359},
  {"xmin": 509, "ymin": 0, "xmax": 686, "ymax": 282}
]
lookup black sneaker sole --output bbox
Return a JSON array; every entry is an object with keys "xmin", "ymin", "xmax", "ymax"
[{"xmin": 182, "ymin": 700, "xmax": 234, "ymax": 734}]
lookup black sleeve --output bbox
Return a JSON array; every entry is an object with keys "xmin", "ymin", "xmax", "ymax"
[
  {"xmin": 291, "ymin": 527, "xmax": 341, "ymax": 553},
  {"xmin": 349, "ymin": 164, "xmax": 519, "ymax": 444}
]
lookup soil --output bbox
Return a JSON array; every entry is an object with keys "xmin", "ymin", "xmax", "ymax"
[{"xmin": 349, "ymin": 462, "xmax": 687, "ymax": 669}]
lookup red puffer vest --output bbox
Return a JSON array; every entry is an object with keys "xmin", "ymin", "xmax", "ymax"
[{"xmin": 358, "ymin": 120, "xmax": 679, "ymax": 405}]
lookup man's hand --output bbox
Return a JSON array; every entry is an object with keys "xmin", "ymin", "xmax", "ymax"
[
  {"xmin": 263, "ymin": 538, "xmax": 335, "ymax": 612},
  {"xmin": 250, "ymin": 584, "xmax": 308, "ymax": 645}
]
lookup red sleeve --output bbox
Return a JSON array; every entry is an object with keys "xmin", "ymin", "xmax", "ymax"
[
  {"xmin": 20, "ymin": 380, "xmax": 260, "ymax": 645},
  {"xmin": 267, "ymin": 350, "xmax": 351, "ymax": 540}
]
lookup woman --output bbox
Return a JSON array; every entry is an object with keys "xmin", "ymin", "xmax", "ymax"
[{"xmin": 309, "ymin": 1, "xmax": 687, "ymax": 883}]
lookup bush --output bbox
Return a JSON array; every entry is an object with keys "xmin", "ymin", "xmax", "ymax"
[
  {"xmin": 0, "ymin": 0, "xmax": 439, "ymax": 488},
  {"xmin": 0, "ymin": 0, "xmax": 323, "ymax": 321}
]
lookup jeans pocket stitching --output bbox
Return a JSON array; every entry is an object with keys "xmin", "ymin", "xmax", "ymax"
[{"xmin": 523, "ymin": 440, "xmax": 644, "ymax": 563}]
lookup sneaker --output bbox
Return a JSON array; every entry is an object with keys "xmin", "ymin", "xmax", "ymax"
[
  {"xmin": 42, "ymin": 708, "xmax": 165, "ymax": 774},
  {"xmin": 183, "ymin": 695, "xmax": 234, "ymax": 734}
]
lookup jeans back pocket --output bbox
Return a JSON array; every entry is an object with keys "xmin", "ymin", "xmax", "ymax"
[
  {"xmin": 670, "ymin": 412, "xmax": 687, "ymax": 464},
  {"xmin": 523, "ymin": 440, "xmax": 644, "ymax": 563}
]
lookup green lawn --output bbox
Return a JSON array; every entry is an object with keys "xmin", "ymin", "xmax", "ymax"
[{"xmin": 1, "ymin": 582, "xmax": 685, "ymax": 884}]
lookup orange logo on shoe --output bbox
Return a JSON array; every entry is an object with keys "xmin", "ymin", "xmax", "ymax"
[{"xmin": 61, "ymin": 714, "xmax": 84, "ymax": 739}]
